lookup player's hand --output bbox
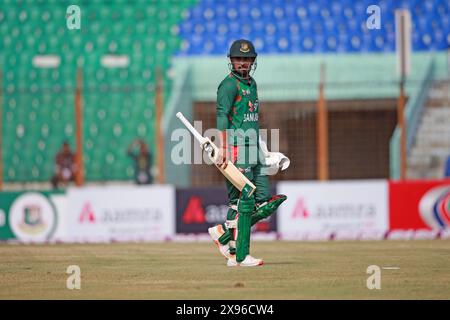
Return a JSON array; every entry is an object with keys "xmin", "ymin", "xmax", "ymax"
[
  {"xmin": 215, "ymin": 130, "xmax": 229, "ymax": 169},
  {"xmin": 216, "ymin": 147, "xmax": 228, "ymax": 169}
]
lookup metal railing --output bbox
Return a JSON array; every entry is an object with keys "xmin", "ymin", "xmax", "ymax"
[{"xmin": 390, "ymin": 57, "xmax": 435, "ymax": 179}]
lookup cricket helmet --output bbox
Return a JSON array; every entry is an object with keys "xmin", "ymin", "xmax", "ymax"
[
  {"xmin": 227, "ymin": 39, "xmax": 258, "ymax": 79},
  {"xmin": 227, "ymin": 39, "xmax": 257, "ymax": 58}
]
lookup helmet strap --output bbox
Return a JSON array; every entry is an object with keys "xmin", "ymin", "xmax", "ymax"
[{"xmin": 228, "ymin": 57, "xmax": 257, "ymax": 80}]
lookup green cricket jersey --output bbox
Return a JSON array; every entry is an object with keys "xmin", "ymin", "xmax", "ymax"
[{"xmin": 216, "ymin": 73, "xmax": 260, "ymax": 146}]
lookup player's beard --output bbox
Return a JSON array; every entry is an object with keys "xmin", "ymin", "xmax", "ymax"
[
  {"xmin": 228, "ymin": 58, "xmax": 257, "ymax": 80},
  {"xmin": 235, "ymin": 64, "xmax": 251, "ymax": 79}
]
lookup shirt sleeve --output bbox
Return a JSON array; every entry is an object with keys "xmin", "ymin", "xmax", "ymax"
[{"xmin": 216, "ymin": 79, "xmax": 237, "ymax": 131}]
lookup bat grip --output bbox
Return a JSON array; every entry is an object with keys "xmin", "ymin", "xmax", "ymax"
[
  {"xmin": 203, "ymin": 142, "xmax": 213, "ymax": 154},
  {"xmin": 202, "ymin": 140, "xmax": 219, "ymax": 163}
]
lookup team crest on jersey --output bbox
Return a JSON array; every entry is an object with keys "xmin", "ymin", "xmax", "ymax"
[
  {"xmin": 248, "ymin": 100, "xmax": 258, "ymax": 112},
  {"xmin": 248, "ymin": 101, "xmax": 254, "ymax": 112},
  {"xmin": 242, "ymin": 89, "xmax": 250, "ymax": 96},
  {"xmin": 238, "ymin": 167, "xmax": 252, "ymax": 173},
  {"xmin": 240, "ymin": 42, "xmax": 250, "ymax": 53}
]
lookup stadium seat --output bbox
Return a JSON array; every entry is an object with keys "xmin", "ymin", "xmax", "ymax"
[
  {"xmin": 2, "ymin": 0, "xmax": 449, "ymax": 183},
  {"xmin": 175, "ymin": 0, "xmax": 449, "ymax": 56},
  {"xmin": 1, "ymin": 1, "xmax": 194, "ymax": 182}
]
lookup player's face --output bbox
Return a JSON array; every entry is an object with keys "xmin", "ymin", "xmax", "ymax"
[{"xmin": 231, "ymin": 57, "xmax": 255, "ymax": 77}]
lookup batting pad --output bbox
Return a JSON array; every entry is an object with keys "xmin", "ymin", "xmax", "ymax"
[{"xmin": 236, "ymin": 211, "xmax": 252, "ymax": 262}]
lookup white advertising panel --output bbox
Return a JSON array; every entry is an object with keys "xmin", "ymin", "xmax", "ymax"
[
  {"xmin": 50, "ymin": 194, "xmax": 69, "ymax": 242},
  {"xmin": 67, "ymin": 185, "xmax": 175, "ymax": 242},
  {"xmin": 277, "ymin": 180, "xmax": 389, "ymax": 240}
]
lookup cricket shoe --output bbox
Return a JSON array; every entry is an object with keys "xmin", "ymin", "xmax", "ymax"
[
  {"xmin": 208, "ymin": 225, "xmax": 232, "ymax": 259},
  {"xmin": 227, "ymin": 255, "xmax": 264, "ymax": 267}
]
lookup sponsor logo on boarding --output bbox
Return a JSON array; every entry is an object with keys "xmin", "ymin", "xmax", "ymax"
[
  {"xmin": 182, "ymin": 195, "xmax": 228, "ymax": 225},
  {"xmin": 79, "ymin": 202, "xmax": 96, "ymax": 223},
  {"xmin": 182, "ymin": 196, "xmax": 206, "ymax": 224},
  {"xmin": 291, "ymin": 197, "xmax": 375, "ymax": 220},
  {"xmin": 78, "ymin": 201, "xmax": 162, "ymax": 225},
  {"xmin": 419, "ymin": 185, "xmax": 450, "ymax": 229},
  {"xmin": 9, "ymin": 193, "xmax": 57, "ymax": 241},
  {"xmin": 291, "ymin": 198, "xmax": 310, "ymax": 219},
  {"xmin": 176, "ymin": 186, "xmax": 278, "ymax": 233}
]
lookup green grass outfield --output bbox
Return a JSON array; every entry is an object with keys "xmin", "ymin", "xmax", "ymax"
[{"xmin": 0, "ymin": 240, "xmax": 449, "ymax": 299}]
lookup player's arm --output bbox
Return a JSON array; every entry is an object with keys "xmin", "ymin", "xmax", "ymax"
[
  {"xmin": 216, "ymin": 80, "xmax": 237, "ymax": 168},
  {"xmin": 259, "ymin": 135, "xmax": 290, "ymax": 174},
  {"xmin": 217, "ymin": 130, "xmax": 228, "ymax": 168}
]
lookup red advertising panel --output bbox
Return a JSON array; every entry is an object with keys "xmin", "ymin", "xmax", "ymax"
[{"xmin": 389, "ymin": 180, "xmax": 450, "ymax": 230}]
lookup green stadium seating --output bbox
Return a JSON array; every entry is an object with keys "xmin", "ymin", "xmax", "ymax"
[{"xmin": 1, "ymin": 0, "xmax": 197, "ymax": 183}]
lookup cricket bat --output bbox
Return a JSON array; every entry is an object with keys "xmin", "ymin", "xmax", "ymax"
[{"xmin": 176, "ymin": 112, "xmax": 256, "ymax": 197}]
